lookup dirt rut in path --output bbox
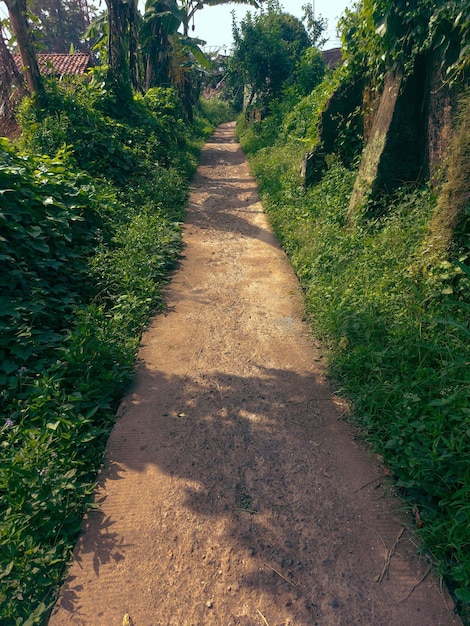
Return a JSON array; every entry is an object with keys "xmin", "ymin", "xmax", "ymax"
[{"xmin": 49, "ymin": 123, "xmax": 459, "ymax": 626}]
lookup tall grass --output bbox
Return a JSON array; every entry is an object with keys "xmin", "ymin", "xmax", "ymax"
[{"xmin": 239, "ymin": 89, "xmax": 470, "ymax": 616}]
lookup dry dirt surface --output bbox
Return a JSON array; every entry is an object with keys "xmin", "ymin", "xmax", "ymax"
[{"xmin": 49, "ymin": 123, "xmax": 461, "ymax": 626}]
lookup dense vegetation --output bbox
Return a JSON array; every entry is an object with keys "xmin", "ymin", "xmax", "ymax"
[
  {"xmin": 232, "ymin": 0, "xmax": 469, "ymax": 620},
  {"xmin": 0, "ymin": 76, "xmax": 231, "ymax": 623},
  {"xmin": 339, "ymin": 0, "xmax": 470, "ymax": 85}
]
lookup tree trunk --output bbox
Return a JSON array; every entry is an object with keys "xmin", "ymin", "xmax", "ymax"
[
  {"xmin": 144, "ymin": 18, "xmax": 171, "ymax": 91},
  {"xmin": 0, "ymin": 23, "xmax": 27, "ymax": 117},
  {"xmin": 4, "ymin": 0, "xmax": 43, "ymax": 96},
  {"xmin": 128, "ymin": 0, "xmax": 142, "ymax": 92},
  {"xmin": 105, "ymin": 0, "xmax": 134, "ymax": 109}
]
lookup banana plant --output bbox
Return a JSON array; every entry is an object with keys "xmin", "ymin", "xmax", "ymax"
[
  {"xmin": 141, "ymin": 1, "xmax": 184, "ymax": 89},
  {"xmin": 101, "ymin": 0, "xmax": 141, "ymax": 108},
  {"xmin": 142, "ymin": 0, "xmax": 261, "ymax": 90}
]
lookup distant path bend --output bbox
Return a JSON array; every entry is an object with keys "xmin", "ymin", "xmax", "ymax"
[{"xmin": 50, "ymin": 123, "xmax": 459, "ymax": 626}]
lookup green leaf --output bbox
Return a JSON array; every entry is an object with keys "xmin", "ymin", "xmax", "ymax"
[
  {"xmin": 455, "ymin": 587, "xmax": 470, "ymax": 603},
  {"xmin": 85, "ymin": 405, "xmax": 100, "ymax": 419},
  {"xmin": 27, "ymin": 226, "xmax": 43, "ymax": 238},
  {"xmin": 181, "ymin": 37, "xmax": 211, "ymax": 69},
  {"xmin": 0, "ymin": 561, "xmax": 14, "ymax": 579},
  {"xmin": 1, "ymin": 360, "xmax": 19, "ymax": 374},
  {"xmin": 0, "ymin": 297, "xmax": 20, "ymax": 318}
]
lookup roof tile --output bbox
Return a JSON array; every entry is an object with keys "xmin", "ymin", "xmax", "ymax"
[
  {"xmin": 13, "ymin": 53, "xmax": 91, "ymax": 76},
  {"xmin": 322, "ymin": 48, "xmax": 343, "ymax": 69}
]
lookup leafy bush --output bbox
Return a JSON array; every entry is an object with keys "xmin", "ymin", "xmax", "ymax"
[
  {"xmin": 291, "ymin": 46, "xmax": 326, "ymax": 99},
  {"xmin": 0, "ymin": 141, "xmax": 110, "ymax": 387},
  {"xmin": 17, "ymin": 81, "xmax": 136, "ymax": 184},
  {"xmin": 17, "ymin": 81, "xmax": 200, "ymax": 184},
  {"xmin": 196, "ymin": 97, "xmax": 234, "ymax": 128}
]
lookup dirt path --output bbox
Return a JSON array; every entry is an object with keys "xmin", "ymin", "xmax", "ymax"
[{"xmin": 49, "ymin": 123, "xmax": 460, "ymax": 626}]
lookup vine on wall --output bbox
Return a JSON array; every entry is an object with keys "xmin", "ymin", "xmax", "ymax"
[{"xmin": 340, "ymin": 0, "xmax": 469, "ymax": 85}]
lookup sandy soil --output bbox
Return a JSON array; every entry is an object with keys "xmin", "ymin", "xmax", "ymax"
[{"xmin": 49, "ymin": 123, "xmax": 460, "ymax": 626}]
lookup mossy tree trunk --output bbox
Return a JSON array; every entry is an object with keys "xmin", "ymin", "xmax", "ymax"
[
  {"xmin": 0, "ymin": 23, "xmax": 27, "ymax": 116},
  {"xmin": 4, "ymin": 0, "xmax": 43, "ymax": 97},
  {"xmin": 424, "ymin": 92, "xmax": 470, "ymax": 258},
  {"xmin": 104, "ymin": 0, "xmax": 136, "ymax": 109}
]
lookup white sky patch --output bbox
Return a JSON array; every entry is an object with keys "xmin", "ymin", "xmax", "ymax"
[{"xmin": 1, "ymin": 0, "xmax": 353, "ymax": 52}]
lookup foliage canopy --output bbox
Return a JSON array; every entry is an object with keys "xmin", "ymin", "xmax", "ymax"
[
  {"xmin": 340, "ymin": 0, "xmax": 470, "ymax": 84},
  {"xmin": 28, "ymin": 0, "xmax": 95, "ymax": 53},
  {"xmin": 231, "ymin": 0, "xmax": 312, "ymax": 106}
]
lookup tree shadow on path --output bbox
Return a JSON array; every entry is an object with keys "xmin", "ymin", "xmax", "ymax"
[{"xmin": 54, "ymin": 362, "xmax": 447, "ymax": 625}]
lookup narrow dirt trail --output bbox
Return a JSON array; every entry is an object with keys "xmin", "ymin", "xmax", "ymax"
[{"xmin": 49, "ymin": 123, "xmax": 459, "ymax": 626}]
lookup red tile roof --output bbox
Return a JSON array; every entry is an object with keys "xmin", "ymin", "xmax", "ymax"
[
  {"xmin": 14, "ymin": 53, "xmax": 91, "ymax": 76},
  {"xmin": 322, "ymin": 48, "xmax": 343, "ymax": 69}
]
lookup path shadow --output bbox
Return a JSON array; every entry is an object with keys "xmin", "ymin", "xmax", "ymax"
[
  {"xmin": 70, "ymin": 461, "xmax": 131, "ymax": 575},
  {"xmin": 56, "ymin": 363, "xmax": 406, "ymax": 623}
]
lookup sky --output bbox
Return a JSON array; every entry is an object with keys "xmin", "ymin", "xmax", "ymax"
[
  {"xmin": 189, "ymin": 1, "xmax": 355, "ymax": 53},
  {"xmin": 1, "ymin": 0, "xmax": 354, "ymax": 53}
]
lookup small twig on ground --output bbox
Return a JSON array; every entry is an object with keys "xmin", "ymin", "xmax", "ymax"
[
  {"xmin": 399, "ymin": 562, "xmax": 433, "ymax": 602},
  {"xmin": 438, "ymin": 574, "xmax": 453, "ymax": 612},
  {"xmin": 256, "ymin": 609, "xmax": 270, "ymax": 626},
  {"xmin": 213, "ymin": 380, "xmax": 223, "ymax": 401},
  {"xmin": 366, "ymin": 525, "xmax": 387, "ymax": 553},
  {"xmin": 354, "ymin": 474, "xmax": 389, "ymax": 493},
  {"xmin": 288, "ymin": 397, "xmax": 331, "ymax": 405},
  {"xmin": 284, "ymin": 415, "xmax": 302, "ymax": 425},
  {"xmin": 231, "ymin": 506, "xmax": 257, "ymax": 514},
  {"xmin": 264, "ymin": 563, "xmax": 299, "ymax": 590},
  {"xmin": 377, "ymin": 527, "xmax": 405, "ymax": 584}
]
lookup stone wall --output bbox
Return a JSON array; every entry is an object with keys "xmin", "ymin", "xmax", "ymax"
[{"xmin": 346, "ymin": 54, "xmax": 464, "ymax": 222}]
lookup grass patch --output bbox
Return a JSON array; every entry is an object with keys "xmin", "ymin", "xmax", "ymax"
[{"xmin": 238, "ymin": 89, "xmax": 470, "ymax": 617}]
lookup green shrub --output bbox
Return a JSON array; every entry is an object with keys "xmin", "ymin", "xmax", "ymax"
[
  {"xmin": 239, "ymin": 97, "xmax": 470, "ymax": 616},
  {"xmin": 292, "ymin": 47, "xmax": 326, "ymax": 98},
  {"xmin": 0, "ymin": 141, "xmax": 110, "ymax": 388},
  {"xmin": 195, "ymin": 97, "xmax": 234, "ymax": 131},
  {"xmin": 17, "ymin": 82, "xmax": 135, "ymax": 184},
  {"xmin": 1, "ymin": 83, "xmax": 218, "ymax": 623}
]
